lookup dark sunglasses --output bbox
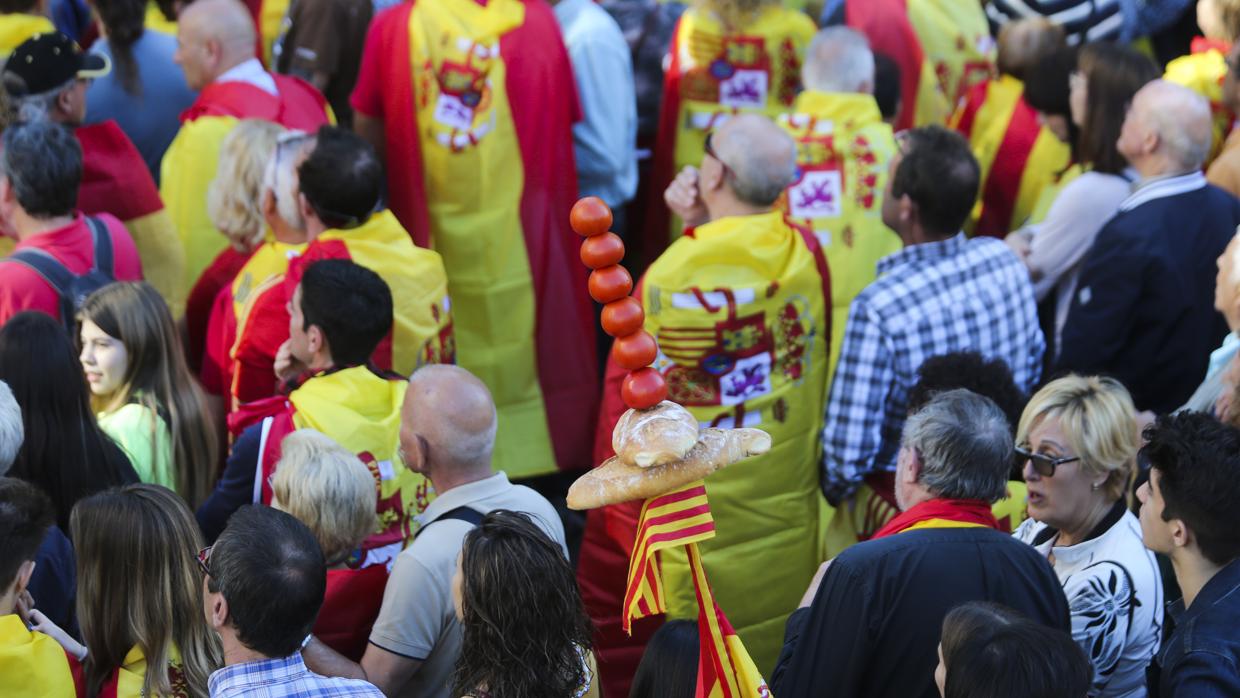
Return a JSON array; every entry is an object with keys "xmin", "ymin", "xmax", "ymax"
[
  {"xmin": 196, "ymin": 545, "xmax": 213, "ymax": 577},
  {"xmin": 1015, "ymin": 446, "xmax": 1081, "ymax": 478}
]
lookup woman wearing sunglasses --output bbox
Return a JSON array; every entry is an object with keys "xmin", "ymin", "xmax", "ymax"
[{"xmin": 1012, "ymin": 375, "xmax": 1163, "ymax": 698}]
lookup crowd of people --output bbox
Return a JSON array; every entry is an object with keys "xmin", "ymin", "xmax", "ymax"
[{"xmin": 0, "ymin": 0, "xmax": 1238, "ymax": 696}]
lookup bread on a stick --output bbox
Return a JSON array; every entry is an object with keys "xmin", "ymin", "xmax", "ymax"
[
  {"xmin": 612, "ymin": 401, "xmax": 699, "ymax": 468},
  {"xmin": 568, "ymin": 427, "xmax": 771, "ymax": 510}
]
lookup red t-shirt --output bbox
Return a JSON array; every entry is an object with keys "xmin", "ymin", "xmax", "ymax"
[
  {"xmin": 0, "ymin": 213, "xmax": 143, "ymax": 327},
  {"xmin": 314, "ymin": 565, "xmax": 389, "ymax": 662}
]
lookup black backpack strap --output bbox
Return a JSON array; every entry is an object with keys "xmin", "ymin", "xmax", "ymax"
[
  {"xmin": 8, "ymin": 249, "xmax": 76, "ymax": 325},
  {"xmin": 84, "ymin": 216, "xmax": 114, "ymax": 277},
  {"xmin": 413, "ymin": 506, "xmax": 485, "ymax": 540}
]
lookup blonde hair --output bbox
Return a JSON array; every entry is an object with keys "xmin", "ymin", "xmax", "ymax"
[
  {"xmin": 1016, "ymin": 375, "xmax": 1138, "ymax": 502},
  {"xmin": 207, "ymin": 119, "xmax": 285, "ymax": 252},
  {"xmin": 271, "ymin": 429, "xmax": 376, "ymax": 564}
]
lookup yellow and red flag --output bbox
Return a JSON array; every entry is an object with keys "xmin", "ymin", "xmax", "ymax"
[
  {"xmin": 624, "ymin": 483, "xmax": 771, "ymax": 698},
  {"xmin": 1165, "ymin": 38, "xmax": 1233, "ymax": 166}
]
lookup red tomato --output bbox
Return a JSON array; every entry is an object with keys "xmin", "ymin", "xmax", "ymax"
[
  {"xmin": 588, "ymin": 265, "xmax": 633, "ymax": 304},
  {"xmin": 570, "ymin": 197, "xmax": 613, "ymax": 237},
  {"xmin": 612, "ymin": 330, "xmax": 658, "ymax": 369},
  {"xmin": 622, "ymin": 367, "xmax": 668, "ymax": 410},
  {"xmin": 601, "ymin": 297, "xmax": 644, "ymax": 337},
  {"xmin": 580, "ymin": 232, "xmax": 625, "ymax": 269}
]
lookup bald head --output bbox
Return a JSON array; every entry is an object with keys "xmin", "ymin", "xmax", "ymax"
[
  {"xmin": 1122, "ymin": 80, "xmax": 1212, "ymax": 173},
  {"xmin": 713, "ymin": 114, "xmax": 797, "ymax": 207},
  {"xmin": 402, "ymin": 365, "xmax": 498, "ymax": 476},
  {"xmin": 802, "ymin": 27, "xmax": 874, "ymax": 94},
  {"xmin": 174, "ymin": 0, "xmax": 257, "ymax": 90}
]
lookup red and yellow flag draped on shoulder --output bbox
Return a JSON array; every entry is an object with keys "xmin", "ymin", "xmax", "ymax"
[
  {"xmin": 160, "ymin": 75, "xmax": 330, "ymax": 309},
  {"xmin": 1166, "ymin": 37, "xmax": 1233, "ymax": 166},
  {"xmin": 845, "ymin": 0, "xmax": 994, "ymax": 131},
  {"xmin": 641, "ymin": 5, "xmax": 815, "ymax": 263},
  {"xmin": 952, "ymin": 75, "xmax": 1071, "ymax": 237},
  {"xmin": 357, "ymin": 0, "xmax": 597, "ymax": 478}
]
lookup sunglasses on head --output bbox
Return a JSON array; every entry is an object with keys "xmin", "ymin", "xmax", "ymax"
[
  {"xmin": 1014, "ymin": 446, "xmax": 1081, "ymax": 478},
  {"xmin": 196, "ymin": 545, "xmax": 213, "ymax": 577}
]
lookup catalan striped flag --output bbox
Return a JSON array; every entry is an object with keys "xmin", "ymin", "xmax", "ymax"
[{"xmin": 623, "ymin": 482, "xmax": 771, "ymax": 698}]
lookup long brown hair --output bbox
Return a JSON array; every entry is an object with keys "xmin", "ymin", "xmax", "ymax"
[
  {"xmin": 79, "ymin": 282, "xmax": 218, "ymax": 506},
  {"xmin": 71, "ymin": 484, "xmax": 222, "ymax": 698},
  {"xmin": 453, "ymin": 510, "xmax": 593, "ymax": 698},
  {"xmin": 1076, "ymin": 43, "xmax": 1158, "ymax": 175}
]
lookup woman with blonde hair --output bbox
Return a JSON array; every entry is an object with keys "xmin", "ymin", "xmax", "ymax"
[
  {"xmin": 184, "ymin": 119, "xmax": 286, "ymax": 370},
  {"xmin": 1012, "ymin": 375, "xmax": 1163, "ymax": 698},
  {"xmin": 270, "ymin": 429, "xmax": 386, "ymax": 661},
  {"xmin": 79, "ymin": 282, "xmax": 218, "ymax": 506},
  {"xmin": 27, "ymin": 484, "xmax": 222, "ymax": 697}
]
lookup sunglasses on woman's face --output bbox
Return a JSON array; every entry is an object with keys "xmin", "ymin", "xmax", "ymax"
[{"xmin": 1014, "ymin": 446, "xmax": 1081, "ymax": 478}]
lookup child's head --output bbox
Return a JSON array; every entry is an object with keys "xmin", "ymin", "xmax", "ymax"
[
  {"xmin": 1200, "ymin": 0, "xmax": 1240, "ymax": 43},
  {"xmin": 0, "ymin": 477, "xmax": 53, "ymax": 614},
  {"xmin": 78, "ymin": 282, "xmax": 179, "ymax": 408}
]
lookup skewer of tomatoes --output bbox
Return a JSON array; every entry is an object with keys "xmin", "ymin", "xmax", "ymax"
[{"xmin": 570, "ymin": 197, "xmax": 668, "ymax": 410}]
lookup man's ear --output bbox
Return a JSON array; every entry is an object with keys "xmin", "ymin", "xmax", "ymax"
[
  {"xmin": 261, "ymin": 188, "xmax": 278, "ymax": 222},
  {"xmin": 298, "ymin": 192, "xmax": 315, "ymax": 224},
  {"xmin": 898, "ymin": 194, "xmax": 917, "ymax": 227},
  {"xmin": 210, "ymin": 590, "xmax": 229, "ymax": 631},
  {"xmin": 13, "ymin": 560, "xmax": 34, "ymax": 598},
  {"xmin": 307, "ymin": 323, "xmax": 325, "ymax": 357},
  {"xmin": 1169, "ymin": 517, "xmax": 1193, "ymax": 551},
  {"xmin": 901, "ymin": 447, "xmax": 923, "ymax": 485}
]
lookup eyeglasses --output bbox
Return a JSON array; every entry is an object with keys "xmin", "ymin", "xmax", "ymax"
[
  {"xmin": 1015, "ymin": 446, "xmax": 1081, "ymax": 478},
  {"xmin": 704, "ymin": 131, "xmax": 732, "ymax": 177},
  {"xmin": 196, "ymin": 545, "xmax": 213, "ymax": 577}
]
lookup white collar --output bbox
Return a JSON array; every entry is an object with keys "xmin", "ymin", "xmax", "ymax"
[
  {"xmin": 215, "ymin": 57, "xmax": 278, "ymax": 97},
  {"xmin": 1118, "ymin": 170, "xmax": 1207, "ymax": 212}
]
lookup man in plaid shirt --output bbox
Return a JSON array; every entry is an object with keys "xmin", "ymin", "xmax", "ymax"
[{"xmin": 821, "ymin": 126, "xmax": 1044, "ymax": 506}]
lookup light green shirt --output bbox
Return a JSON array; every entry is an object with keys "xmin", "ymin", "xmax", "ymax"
[{"xmin": 97, "ymin": 403, "xmax": 175, "ymax": 490}]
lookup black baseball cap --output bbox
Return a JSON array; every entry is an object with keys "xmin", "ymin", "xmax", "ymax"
[{"xmin": 2, "ymin": 32, "xmax": 110, "ymax": 98}]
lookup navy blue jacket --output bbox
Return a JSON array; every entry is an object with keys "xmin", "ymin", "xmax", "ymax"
[
  {"xmin": 1057, "ymin": 182, "xmax": 1240, "ymax": 413},
  {"xmin": 1149, "ymin": 558, "xmax": 1240, "ymax": 697}
]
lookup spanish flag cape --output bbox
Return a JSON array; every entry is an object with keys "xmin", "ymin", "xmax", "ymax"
[
  {"xmin": 242, "ymin": 366, "xmax": 430, "ymax": 567},
  {"xmin": 199, "ymin": 234, "xmax": 305, "ymax": 398},
  {"xmin": 0, "ymin": 613, "xmax": 81, "ymax": 697},
  {"xmin": 952, "ymin": 75, "xmax": 1071, "ymax": 237},
  {"xmin": 625, "ymin": 483, "xmax": 771, "ymax": 698},
  {"xmin": 359, "ymin": 0, "xmax": 597, "ymax": 478},
  {"xmin": 776, "ymin": 91, "xmax": 899, "ymax": 383},
  {"xmin": 1165, "ymin": 38, "xmax": 1233, "ymax": 165},
  {"xmin": 97, "ymin": 644, "xmax": 188, "ymax": 698},
  {"xmin": 77, "ymin": 121, "xmax": 186, "ymax": 314},
  {"xmin": 0, "ymin": 14, "xmax": 53, "ymax": 56},
  {"xmin": 581, "ymin": 211, "xmax": 833, "ymax": 679},
  {"xmin": 227, "ymin": 210, "xmax": 452, "ymax": 414},
  {"xmin": 643, "ymin": 5, "xmax": 815, "ymax": 261},
  {"xmin": 845, "ymin": 0, "xmax": 994, "ymax": 131},
  {"xmin": 160, "ymin": 75, "xmax": 329, "ymax": 307}
]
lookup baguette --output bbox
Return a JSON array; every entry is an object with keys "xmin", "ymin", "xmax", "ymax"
[
  {"xmin": 612, "ymin": 401, "xmax": 700, "ymax": 468},
  {"xmin": 568, "ymin": 427, "xmax": 771, "ymax": 510}
]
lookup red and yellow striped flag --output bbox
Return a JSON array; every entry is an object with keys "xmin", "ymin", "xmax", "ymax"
[{"xmin": 623, "ymin": 482, "xmax": 772, "ymax": 698}]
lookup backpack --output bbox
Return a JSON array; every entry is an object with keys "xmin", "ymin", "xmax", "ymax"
[{"xmin": 9, "ymin": 216, "xmax": 116, "ymax": 334}]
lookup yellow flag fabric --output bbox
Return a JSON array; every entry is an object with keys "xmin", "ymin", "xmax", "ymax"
[
  {"xmin": 161, "ymin": 114, "xmax": 239, "ymax": 301},
  {"xmin": 259, "ymin": 0, "xmax": 290, "ymax": 66},
  {"xmin": 660, "ymin": 6, "xmax": 815, "ymax": 242},
  {"xmin": 905, "ymin": 0, "xmax": 994, "ymax": 127},
  {"xmin": 776, "ymin": 90, "xmax": 899, "ymax": 385},
  {"xmin": 0, "ymin": 614, "xmax": 77, "ymax": 697},
  {"xmin": 229, "ymin": 234, "xmax": 306, "ymax": 322},
  {"xmin": 407, "ymin": 0, "xmax": 567, "ymax": 478},
  {"xmin": 125, "ymin": 208, "xmax": 187, "ymax": 317},
  {"xmin": 107, "ymin": 644, "xmax": 188, "ymax": 697},
  {"xmin": 144, "ymin": 2, "xmax": 176, "ymax": 35},
  {"xmin": 642, "ymin": 210, "xmax": 831, "ymax": 672},
  {"xmin": 1027, "ymin": 163, "xmax": 1084, "ymax": 228},
  {"xmin": 0, "ymin": 14, "xmax": 54, "ymax": 56},
  {"xmin": 1165, "ymin": 46, "xmax": 1231, "ymax": 165}
]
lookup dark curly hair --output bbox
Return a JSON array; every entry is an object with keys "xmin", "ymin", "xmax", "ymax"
[
  {"xmin": 906, "ymin": 352, "xmax": 1027, "ymax": 436},
  {"xmin": 453, "ymin": 510, "xmax": 593, "ymax": 698},
  {"xmin": 1141, "ymin": 412, "xmax": 1240, "ymax": 566}
]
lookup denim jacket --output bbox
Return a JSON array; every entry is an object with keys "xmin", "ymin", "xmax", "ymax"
[{"xmin": 1149, "ymin": 558, "xmax": 1240, "ymax": 697}]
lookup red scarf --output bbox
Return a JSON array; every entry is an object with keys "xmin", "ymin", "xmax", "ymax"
[{"xmin": 871, "ymin": 498, "xmax": 999, "ymax": 539}]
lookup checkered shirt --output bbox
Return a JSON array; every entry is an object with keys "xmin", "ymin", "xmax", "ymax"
[
  {"xmin": 208, "ymin": 652, "xmax": 384, "ymax": 698},
  {"xmin": 820, "ymin": 233, "xmax": 1044, "ymax": 502}
]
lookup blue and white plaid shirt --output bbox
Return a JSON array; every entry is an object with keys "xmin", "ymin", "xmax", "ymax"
[
  {"xmin": 820, "ymin": 233, "xmax": 1044, "ymax": 501},
  {"xmin": 208, "ymin": 652, "xmax": 384, "ymax": 698}
]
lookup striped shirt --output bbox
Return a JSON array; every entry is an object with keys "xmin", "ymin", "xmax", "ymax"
[
  {"xmin": 820, "ymin": 234, "xmax": 1044, "ymax": 501},
  {"xmin": 986, "ymin": 0, "xmax": 1126, "ymax": 44}
]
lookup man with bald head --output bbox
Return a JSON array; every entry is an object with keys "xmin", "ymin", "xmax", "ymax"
[
  {"xmin": 1057, "ymin": 80, "xmax": 1240, "ymax": 413},
  {"xmin": 161, "ymin": 0, "xmax": 330, "ymax": 304},
  {"xmin": 577, "ymin": 112, "xmax": 831, "ymax": 679},
  {"xmin": 303, "ymin": 363, "xmax": 565, "ymax": 698}
]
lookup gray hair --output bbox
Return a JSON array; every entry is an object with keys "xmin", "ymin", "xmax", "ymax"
[
  {"xmin": 722, "ymin": 115, "xmax": 798, "ymax": 206},
  {"xmin": 0, "ymin": 381, "xmax": 22, "ymax": 475},
  {"xmin": 1144, "ymin": 81, "xmax": 1212, "ymax": 171},
  {"xmin": 901, "ymin": 389, "xmax": 1011, "ymax": 503},
  {"xmin": 0, "ymin": 119, "xmax": 82, "ymax": 218},
  {"xmin": 802, "ymin": 26, "xmax": 874, "ymax": 94},
  {"xmin": 262, "ymin": 133, "xmax": 313, "ymax": 231},
  {"xmin": 3, "ymin": 77, "xmax": 74, "ymax": 124}
]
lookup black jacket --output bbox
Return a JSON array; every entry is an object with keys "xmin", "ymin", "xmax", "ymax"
[{"xmin": 770, "ymin": 527, "xmax": 1071, "ymax": 698}]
